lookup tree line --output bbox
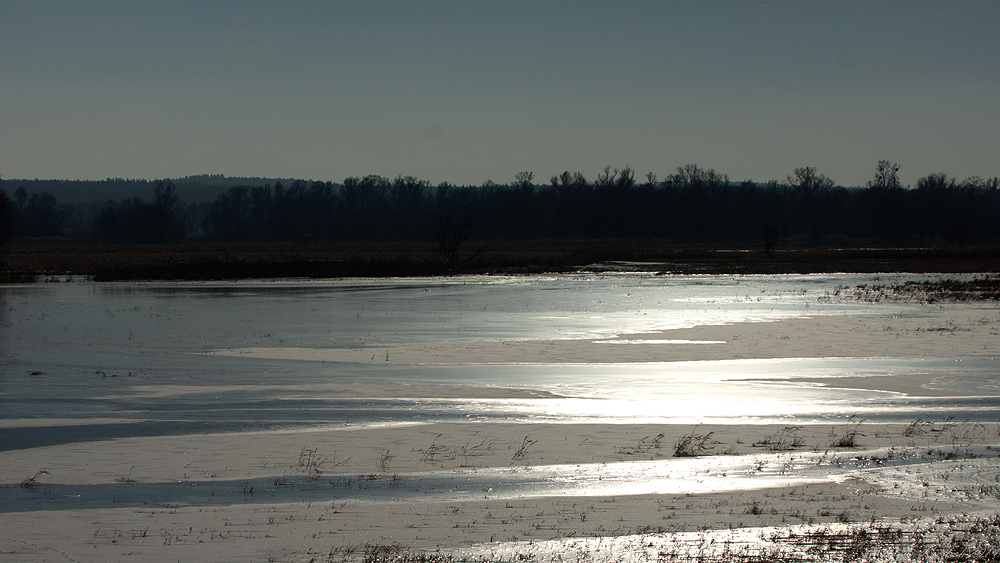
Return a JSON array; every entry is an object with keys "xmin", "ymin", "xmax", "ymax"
[{"xmin": 2, "ymin": 161, "xmax": 999, "ymax": 255}]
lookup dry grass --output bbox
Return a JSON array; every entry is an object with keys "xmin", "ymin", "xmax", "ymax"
[
  {"xmin": 3, "ymin": 242, "xmax": 1000, "ymax": 282},
  {"xmin": 319, "ymin": 516, "xmax": 1000, "ymax": 562},
  {"xmin": 19, "ymin": 469, "xmax": 49, "ymax": 488},
  {"xmin": 845, "ymin": 276, "xmax": 1000, "ymax": 303},
  {"xmin": 753, "ymin": 426, "xmax": 806, "ymax": 452},
  {"xmin": 673, "ymin": 427, "xmax": 717, "ymax": 457},
  {"xmin": 830, "ymin": 418, "xmax": 865, "ymax": 449}
]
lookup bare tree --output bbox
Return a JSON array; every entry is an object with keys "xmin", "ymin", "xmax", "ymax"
[
  {"xmin": 14, "ymin": 186, "xmax": 27, "ymax": 215},
  {"xmin": 595, "ymin": 165, "xmax": 619, "ymax": 188},
  {"xmin": 761, "ymin": 224, "xmax": 783, "ymax": 257},
  {"xmin": 432, "ymin": 213, "xmax": 490, "ymax": 267},
  {"xmin": 151, "ymin": 180, "xmax": 185, "ymax": 243},
  {"xmin": 867, "ymin": 160, "xmax": 903, "ymax": 193},
  {"xmin": 668, "ymin": 164, "xmax": 726, "ymax": 190},
  {"xmin": 0, "ymin": 187, "xmax": 12, "ymax": 248},
  {"xmin": 787, "ymin": 167, "xmax": 834, "ymax": 193},
  {"xmin": 513, "ymin": 171, "xmax": 534, "ymax": 187},
  {"xmin": 865, "ymin": 160, "xmax": 905, "ymax": 243},
  {"xmin": 787, "ymin": 166, "xmax": 834, "ymax": 241}
]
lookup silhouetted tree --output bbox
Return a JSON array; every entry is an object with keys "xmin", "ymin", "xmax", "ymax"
[
  {"xmin": 387, "ymin": 176, "xmax": 428, "ymax": 239},
  {"xmin": 205, "ymin": 181, "xmax": 338, "ymax": 242},
  {"xmin": 630, "ymin": 172, "xmax": 660, "ymax": 239},
  {"xmin": 6, "ymin": 186, "xmax": 27, "ymax": 238},
  {"xmin": 756, "ymin": 180, "xmax": 791, "ymax": 255},
  {"xmin": 207, "ymin": 187, "xmax": 255, "ymax": 241},
  {"xmin": 787, "ymin": 167, "xmax": 835, "ymax": 242},
  {"xmin": 9, "ymin": 162, "xmax": 994, "ymax": 251},
  {"xmin": 867, "ymin": 160, "xmax": 903, "ymax": 193},
  {"xmin": 504, "ymin": 171, "xmax": 537, "ymax": 238},
  {"xmin": 432, "ymin": 213, "xmax": 476, "ymax": 266},
  {"xmin": 513, "ymin": 171, "xmax": 534, "ymax": 188},
  {"xmin": 865, "ymin": 160, "xmax": 905, "ymax": 244},
  {"xmin": 666, "ymin": 164, "xmax": 729, "ymax": 242},
  {"xmin": 340, "ymin": 175, "xmax": 389, "ymax": 239},
  {"xmin": 428, "ymin": 181, "xmax": 492, "ymax": 266},
  {"xmin": 0, "ymin": 189, "xmax": 12, "ymax": 248},
  {"xmin": 761, "ymin": 225, "xmax": 783, "ymax": 257},
  {"xmin": 95, "ymin": 200, "xmax": 126, "ymax": 242},
  {"xmin": 14, "ymin": 186, "xmax": 27, "ymax": 215},
  {"xmin": 912, "ymin": 172, "xmax": 953, "ymax": 244},
  {"xmin": 788, "ymin": 167, "xmax": 834, "ymax": 193},
  {"xmin": 0, "ymin": 186, "xmax": 14, "ymax": 281},
  {"xmin": 94, "ymin": 181, "xmax": 187, "ymax": 243},
  {"xmin": 592, "ymin": 166, "xmax": 636, "ymax": 237},
  {"xmin": 668, "ymin": 163, "xmax": 726, "ymax": 190},
  {"xmin": 301, "ymin": 181, "xmax": 339, "ymax": 241},
  {"xmin": 549, "ymin": 171, "xmax": 591, "ymax": 236},
  {"xmin": 916, "ymin": 172, "xmax": 954, "ymax": 193},
  {"xmin": 24, "ymin": 192, "xmax": 66, "ymax": 237},
  {"xmin": 149, "ymin": 181, "xmax": 186, "ymax": 243},
  {"xmin": 941, "ymin": 175, "xmax": 996, "ymax": 246}
]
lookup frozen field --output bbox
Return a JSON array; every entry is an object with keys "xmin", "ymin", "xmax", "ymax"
[{"xmin": 2, "ymin": 273, "xmax": 1000, "ymax": 561}]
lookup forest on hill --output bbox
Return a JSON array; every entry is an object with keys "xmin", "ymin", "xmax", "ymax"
[{"xmin": 2, "ymin": 162, "xmax": 999, "ymax": 264}]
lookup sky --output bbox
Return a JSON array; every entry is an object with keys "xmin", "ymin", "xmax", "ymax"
[{"xmin": 2, "ymin": 1, "xmax": 998, "ymax": 188}]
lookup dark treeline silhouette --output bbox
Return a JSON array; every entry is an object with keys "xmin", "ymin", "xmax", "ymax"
[
  {"xmin": 2, "ymin": 162, "xmax": 999, "ymax": 254},
  {"xmin": 7, "ymin": 176, "xmax": 294, "ymax": 204},
  {"xmin": 0, "ymin": 188, "xmax": 12, "ymax": 248},
  {"xmin": 95, "ymin": 181, "xmax": 187, "ymax": 243}
]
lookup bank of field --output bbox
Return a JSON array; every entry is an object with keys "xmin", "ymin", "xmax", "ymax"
[{"xmin": 3, "ymin": 242, "xmax": 1000, "ymax": 281}]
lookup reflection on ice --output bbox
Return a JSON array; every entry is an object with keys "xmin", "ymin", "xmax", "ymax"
[
  {"xmin": 3, "ymin": 355, "xmax": 1000, "ymax": 444},
  {"xmin": 3, "ymin": 273, "xmax": 1000, "ymax": 561},
  {"xmin": 4, "ymin": 445, "xmax": 987, "ymax": 513},
  {"xmin": 593, "ymin": 339, "xmax": 727, "ymax": 344}
]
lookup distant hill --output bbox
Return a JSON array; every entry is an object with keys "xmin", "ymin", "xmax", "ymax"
[
  {"xmin": 2, "ymin": 175, "xmax": 313, "ymax": 204},
  {"xmin": 172, "ymin": 175, "xmax": 307, "ymax": 189}
]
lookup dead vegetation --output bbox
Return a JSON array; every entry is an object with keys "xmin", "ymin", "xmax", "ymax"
[
  {"xmin": 840, "ymin": 276, "xmax": 1000, "ymax": 304},
  {"xmin": 673, "ymin": 427, "xmax": 718, "ymax": 457},
  {"xmin": 4, "ymin": 243, "xmax": 1000, "ymax": 282},
  {"xmin": 616, "ymin": 433, "xmax": 665, "ymax": 456},
  {"xmin": 415, "ymin": 434, "xmax": 496, "ymax": 465},
  {"xmin": 320, "ymin": 516, "xmax": 1000, "ymax": 562},
  {"xmin": 511, "ymin": 436, "xmax": 537, "ymax": 461},
  {"xmin": 753, "ymin": 426, "xmax": 806, "ymax": 452},
  {"xmin": 20, "ymin": 469, "xmax": 49, "ymax": 488},
  {"xmin": 830, "ymin": 418, "xmax": 865, "ymax": 448},
  {"xmin": 298, "ymin": 447, "xmax": 352, "ymax": 481}
]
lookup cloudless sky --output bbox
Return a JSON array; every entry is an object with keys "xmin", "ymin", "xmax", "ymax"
[{"xmin": 2, "ymin": 1, "xmax": 998, "ymax": 187}]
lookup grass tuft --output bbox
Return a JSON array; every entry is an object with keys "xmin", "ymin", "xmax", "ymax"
[
  {"xmin": 673, "ymin": 426, "xmax": 716, "ymax": 457},
  {"xmin": 20, "ymin": 470, "xmax": 50, "ymax": 488},
  {"xmin": 830, "ymin": 417, "xmax": 865, "ymax": 448}
]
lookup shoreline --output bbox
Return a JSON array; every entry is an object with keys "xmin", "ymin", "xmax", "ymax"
[{"xmin": 3, "ymin": 243, "xmax": 1000, "ymax": 281}]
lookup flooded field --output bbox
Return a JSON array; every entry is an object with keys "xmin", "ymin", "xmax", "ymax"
[
  {"xmin": 3, "ymin": 274, "xmax": 997, "ymax": 430},
  {"xmin": 2, "ymin": 273, "xmax": 999, "ymax": 561}
]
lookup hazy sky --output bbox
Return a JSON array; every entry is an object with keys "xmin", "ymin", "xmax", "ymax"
[{"xmin": 2, "ymin": 1, "xmax": 998, "ymax": 187}]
